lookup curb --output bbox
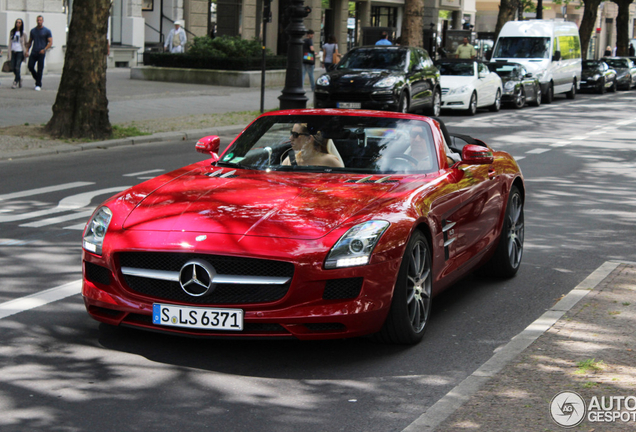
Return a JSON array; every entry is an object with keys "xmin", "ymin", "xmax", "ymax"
[
  {"xmin": 401, "ymin": 260, "xmax": 622, "ymax": 432},
  {"xmin": 0, "ymin": 124, "xmax": 246, "ymax": 162}
]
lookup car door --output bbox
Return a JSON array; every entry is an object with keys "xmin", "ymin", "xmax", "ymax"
[
  {"xmin": 476, "ymin": 62, "xmax": 495, "ymax": 106},
  {"xmin": 520, "ymin": 66, "xmax": 537, "ymax": 99},
  {"xmin": 445, "ymin": 150, "xmax": 505, "ymax": 270}
]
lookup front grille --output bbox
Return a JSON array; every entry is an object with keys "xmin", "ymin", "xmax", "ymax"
[
  {"xmin": 118, "ymin": 252, "xmax": 294, "ymax": 305},
  {"xmin": 441, "ymin": 88, "xmax": 449, "ymax": 95},
  {"xmin": 85, "ymin": 261, "xmax": 111, "ymax": 286},
  {"xmin": 323, "ymin": 277, "xmax": 363, "ymax": 300}
]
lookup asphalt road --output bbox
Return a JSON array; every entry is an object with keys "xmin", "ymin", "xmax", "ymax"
[{"xmin": 1, "ymin": 90, "xmax": 635, "ymax": 432}]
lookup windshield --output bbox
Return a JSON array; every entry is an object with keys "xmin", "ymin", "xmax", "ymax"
[
  {"xmin": 582, "ymin": 61, "xmax": 602, "ymax": 71},
  {"xmin": 337, "ymin": 48, "xmax": 407, "ymax": 71},
  {"xmin": 488, "ymin": 64, "xmax": 518, "ymax": 77},
  {"xmin": 606, "ymin": 59, "xmax": 628, "ymax": 69},
  {"xmin": 493, "ymin": 37, "xmax": 551, "ymax": 59},
  {"xmin": 434, "ymin": 62, "xmax": 474, "ymax": 76},
  {"xmin": 219, "ymin": 115, "xmax": 438, "ymax": 174}
]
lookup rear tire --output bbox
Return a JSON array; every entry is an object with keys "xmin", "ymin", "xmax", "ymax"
[
  {"xmin": 597, "ymin": 78, "xmax": 606, "ymax": 94},
  {"xmin": 425, "ymin": 89, "xmax": 442, "ymax": 117},
  {"xmin": 609, "ymin": 79, "xmax": 617, "ymax": 92},
  {"xmin": 477, "ymin": 186, "xmax": 524, "ymax": 278},
  {"xmin": 398, "ymin": 92, "xmax": 409, "ymax": 113},
  {"xmin": 374, "ymin": 231, "xmax": 432, "ymax": 345},
  {"xmin": 530, "ymin": 88, "xmax": 541, "ymax": 107}
]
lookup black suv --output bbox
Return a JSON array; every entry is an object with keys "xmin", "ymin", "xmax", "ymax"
[{"xmin": 314, "ymin": 46, "xmax": 441, "ymax": 116}]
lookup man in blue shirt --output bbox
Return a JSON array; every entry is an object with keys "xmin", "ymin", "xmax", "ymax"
[
  {"xmin": 375, "ymin": 31, "xmax": 392, "ymax": 46},
  {"xmin": 27, "ymin": 15, "xmax": 53, "ymax": 91}
]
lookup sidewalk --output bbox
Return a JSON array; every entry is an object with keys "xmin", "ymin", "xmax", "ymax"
[
  {"xmin": 0, "ymin": 68, "xmax": 321, "ymax": 160},
  {"xmin": 1, "ymin": 69, "xmax": 635, "ymax": 432}
]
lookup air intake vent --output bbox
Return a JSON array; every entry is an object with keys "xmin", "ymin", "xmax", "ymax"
[
  {"xmin": 345, "ymin": 176, "xmax": 398, "ymax": 184},
  {"xmin": 323, "ymin": 277, "xmax": 363, "ymax": 300},
  {"xmin": 85, "ymin": 261, "xmax": 111, "ymax": 286}
]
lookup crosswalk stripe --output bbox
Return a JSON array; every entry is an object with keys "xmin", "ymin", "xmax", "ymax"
[
  {"xmin": 0, "ymin": 280, "xmax": 82, "ymax": 320},
  {"xmin": 0, "ymin": 181, "xmax": 94, "ymax": 202},
  {"xmin": 123, "ymin": 169, "xmax": 164, "ymax": 177},
  {"xmin": 19, "ymin": 209, "xmax": 95, "ymax": 228}
]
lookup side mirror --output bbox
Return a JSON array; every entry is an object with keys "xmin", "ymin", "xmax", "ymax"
[
  {"xmin": 195, "ymin": 135, "xmax": 221, "ymax": 162},
  {"xmin": 462, "ymin": 144, "xmax": 494, "ymax": 165},
  {"xmin": 478, "ymin": 71, "xmax": 487, "ymax": 79},
  {"xmin": 553, "ymin": 51, "xmax": 561, "ymax": 62},
  {"xmin": 525, "ymin": 72, "xmax": 533, "ymax": 78}
]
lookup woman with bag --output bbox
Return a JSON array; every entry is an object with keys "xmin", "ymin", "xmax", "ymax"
[
  {"xmin": 7, "ymin": 18, "xmax": 29, "ymax": 88},
  {"xmin": 322, "ymin": 35, "xmax": 339, "ymax": 72}
]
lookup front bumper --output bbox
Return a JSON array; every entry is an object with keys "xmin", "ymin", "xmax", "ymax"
[
  {"xmin": 314, "ymin": 88, "xmax": 400, "ymax": 111},
  {"xmin": 440, "ymin": 91, "xmax": 471, "ymax": 110},
  {"xmin": 82, "ymin": 232, "xmax": 403, "ymax": 340}
]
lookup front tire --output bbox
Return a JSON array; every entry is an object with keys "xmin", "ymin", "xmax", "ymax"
[
  {"xmin": 489, "ymin": 89, "xmax": 502, "ymax": 112},
  {"xmin": 597, "ymin": 78, "xmax": 606, "ymax": 94},
  {"xmin": 530, "ymin": 87, "xmax": 542, "ymax": 107},
  {"xmin": 609, "ymin": 79, "xmax": 617, "ymax": 92},
  {"xmin": 513, "ymin": 89, "xmax": 526, "ymax": 109},
  {"xmin": 479, "ymin": 186, "xmax": 524, "ymax": 278},
  {"xmin": 375, "ymin": 231, "xmax": 432, "ymax": 345},
  {"xmin": 542, "ymin": 83, "xmax": 554, "ymax": 104},
  {"xmin": 566, "ymin": 79, "xmax": 577, "ymax": 99},
  {"xmin": 466, "ymin": 92, "xmax": 477, "ymax": 116}
]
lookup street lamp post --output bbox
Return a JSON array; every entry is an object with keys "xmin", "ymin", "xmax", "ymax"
[{"xmin": 278, "ymin": 0, "xmax": 312, "ymax": 110}]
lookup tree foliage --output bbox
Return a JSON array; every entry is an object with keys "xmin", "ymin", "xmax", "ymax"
[
  {"xmin": 46, "ymin": 0, "xmax": 111, "ymax": 139},
  {"xmin": 187, "ymin": 35, "xmax": 271, "ymax": 58}
]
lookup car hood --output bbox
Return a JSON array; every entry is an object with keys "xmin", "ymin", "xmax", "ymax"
[
  {"xmin": 122, "ymin": 167, "xmax": 404, "ymax": 240},
  {"xmin": 328, "ymin": 69, "xmax": 400, "ymax": 89},
  {"xmin": 581, "ymin": 70, "xmax": 601, "ymax": 78},
  {"xmin": 440, "ymin": 75, "xmax": 475, "ymax": 88}
]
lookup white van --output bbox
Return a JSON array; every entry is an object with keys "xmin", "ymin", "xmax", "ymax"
[{"xmin": 491, "ymin": 19, "xmax": 582, "ymax": 103}]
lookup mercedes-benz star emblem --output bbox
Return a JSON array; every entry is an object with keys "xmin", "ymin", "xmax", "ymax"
[{"xmin": 179, "ymin": 259, "xmax": 216, "ymax": 297}]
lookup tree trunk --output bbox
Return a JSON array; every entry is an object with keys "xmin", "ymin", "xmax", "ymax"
[
  {"xmin": 45, "ymin": 0, "xmax": 111, "ymax": 139},
  {"xmin": 401, "ymin": 0, "xmax": 424, "ymax": 48},
  {"xmin": 613, "ymin": 0, "xmax": 635, "ymax": 56},
  {"xmin": 579, "ymin": 0, "xmax": 603, "ymax": 60},
  {"xmin": 494, "ymin": 0, "xmax": 520, "ymax": 41}
]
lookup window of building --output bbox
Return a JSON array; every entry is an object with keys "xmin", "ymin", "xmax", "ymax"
[{"xmin": 371, "ymin": 6, "xmax": 397, "ymax": 28}]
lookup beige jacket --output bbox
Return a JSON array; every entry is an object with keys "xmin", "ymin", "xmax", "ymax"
[{"xmin": 7, "ymin": 31, "xmax": 29, "ymax": 61}]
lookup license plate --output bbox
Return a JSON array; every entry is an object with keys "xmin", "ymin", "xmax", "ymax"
[
  {"xmin": 153, "ymin": 303, "xmax": 243, "ymax": 331},
  {"xmin": 337, "ymin": 102, "xmax": 361, "ymax": 109}
]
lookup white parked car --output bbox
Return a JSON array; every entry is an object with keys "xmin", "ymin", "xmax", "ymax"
[{"xmin": 435, "ymin": 59, "xmax": 503, "ymax": 116}]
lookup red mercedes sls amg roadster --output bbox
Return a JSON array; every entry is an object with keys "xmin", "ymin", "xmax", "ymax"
[{"xmin": 82, "ymin": 109, "xmax": 524, "ymax": 344}]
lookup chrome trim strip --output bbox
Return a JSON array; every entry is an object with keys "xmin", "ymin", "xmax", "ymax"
[
  {"xmin": 442, "ymin": 221, "xmax": 456, "ymax": 232},
  {"xmin": 443, "ymin": 237, "xmax": 456, "ymax": 247},
  {"xmin": 206, "ymin": 170, "xmax": 223, "ymax": 177},
  {"xmin": 220, "ymin": 170, "xmax": 237, "ymax": 178},
  {"xmin": 121, "ymin": 267, "xmax": 290, "ymax": 285},
  {"xmin": 121, "ymin": 267, "xmax": 179, "ymax": 282},
  {"xmin": 356, "ymin": 176, "xmax": 373, "ymax": 183},
  {"xmin": 375, "ymin": 176, "xmax": 392, "ymax": 183}
]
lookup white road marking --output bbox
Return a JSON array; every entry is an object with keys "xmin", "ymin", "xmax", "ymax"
[
  {"xmin": 569, "ymin": 136, "xmax": 587, "ymax": 140},
  {"xmin": 526, "ymin": 148, "xmax": 551, "ymax": 154},
  {"xmin": 616, "ymin": 119, "xmax": 635, "ymax": 125},
  {"xmin": 0, "ymin": 182, "xmax": 94, "ymax": 202},
  {"xmin": 0, "ymin": 186, "xmax": 129, "ymax": 223},
  {"xmin": 512, "ymin": 156, "xmax": 525, "ymax": 161},
  {"xmin": 64, "ymin": 222, "xmax": 89, "ymax": 231},
  {"xmin": 0, "ymin": 280, "xmax": 82, "ymax": 320},
  {"xmin": 123, "ymin": 169, "xmax": 164, "ymax": 177},
  {"xmin": 550, "ymin": 141, "xmax": 571, "ymax": 147},
  {"xmin": 587, "ymin": 130, "xmax": 607, "ymax": 136},
  {"xmin": 19, "ymin": 209, "xmax": 95, "ymax": 228}
]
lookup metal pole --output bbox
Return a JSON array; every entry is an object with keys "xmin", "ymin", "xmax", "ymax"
[{"xmin": 278, "ymin": 0, "xmax": 311, "ymax": 110}]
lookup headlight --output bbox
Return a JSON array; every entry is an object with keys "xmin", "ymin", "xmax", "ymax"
[
  {"xmin": 325, "ymin": 221, "xmax": 390, "ymax": 269},
  {"xmin": 589, "ymin": 74, "xmax": 601, "ymax": 81},
  {"xmin": 535, "ymin": 72, "xmax": 545, "ymax": 81},
  {"xmin": 83, "ymin": 206, "xmax": 112, "ymax": 255},
  {"xmin": 316, "ymin": 75, "xmax": 330, "ymax": 86},
  {"xmin": 447, "ymin": 85, "xmax": 470, "ymax": 95},
  {"xmin": 374, "ymin": 76, "xmax": 398, "ymax": 88},
  {"xmin": 504, "ymin": 81, "xmax": 515, "ymax": 91}
]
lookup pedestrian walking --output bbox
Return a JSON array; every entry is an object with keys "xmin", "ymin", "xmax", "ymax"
[
  {"xmin": 604, "ymin": 46, "xmax": 612, "ymax": 56},
  {"xmin": 455, "ymin": 37, "xmax": 476, "ymax": 59},
  {"xmin": 629, "ymin": 44, "xmax": 635, "ymax": 57},
  {"xmin": 322, "ymin": 35, "xmax": 339, "ymax": 72},
  {"xmin": 165, "ymin": 21, "xmax": 187, "ymax": 53},
  {"xmin": 302, "ymin": 29, "xmax": 316, "ymax": 92},
  {"xmin": 8, "ymin": 18, "xmax": 28, "ymax": 89},
  {"xmin": 375, "ymin": 31, "xmax": 391, "ymax": 46},
  {"xmin": 27, "ymin": 15, "xmax": 52, "ymax": 91}
]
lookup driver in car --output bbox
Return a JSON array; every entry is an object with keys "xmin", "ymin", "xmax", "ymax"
[{"xmin": 409, "ymin": 125, "xmax": 459, "ymax": 168}]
